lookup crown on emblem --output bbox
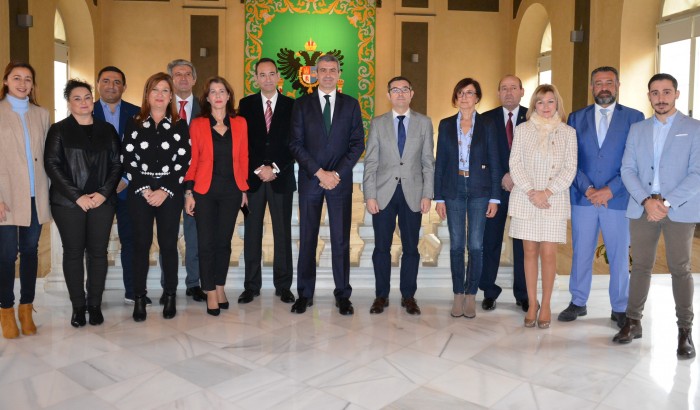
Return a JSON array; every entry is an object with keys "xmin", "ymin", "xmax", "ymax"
[{"xmin": 304, "ymin": 38, "xmax": 317, "ymax": 52}]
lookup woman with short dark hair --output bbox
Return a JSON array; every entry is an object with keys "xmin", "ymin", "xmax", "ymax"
[{"xmin": 44, "ymin": 79, "xmax": 122, "ymax": 327}]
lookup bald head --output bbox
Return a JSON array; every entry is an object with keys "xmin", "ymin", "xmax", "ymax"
[{"xmin": 497, "ymin": 75, "xmax": 524, "ymax": 111}]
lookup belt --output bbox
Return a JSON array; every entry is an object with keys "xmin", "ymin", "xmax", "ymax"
[
  {"xmin": 458, "ymin": 170, "xmax": 470, "ymax": 177},
  {"xmin": 650, "ymin": 193, "xmax": 664, "ymax": 200}
]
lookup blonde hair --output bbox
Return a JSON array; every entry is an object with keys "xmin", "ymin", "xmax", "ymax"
[{"xmin": 526, "ymin": 84, "xmax": 567, "ymax": 121}]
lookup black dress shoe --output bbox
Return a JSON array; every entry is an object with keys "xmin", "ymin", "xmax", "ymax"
[
  {"xmin": 517, "ymin": 299, "xmax": 530, "ymax": 313},
  {"xmin": 558, "ymin": 303, "xmax": 587, "ymax": 322},
  {"xmin": 276, "ymin": 289, "xmax": 296, "ymax": 304},
  {"xmin": 133, "ymin": 295, "xmax": 147, "ymax": 322},
  {"xmin": 219, "ymin": 302, "xmax": 230, "ymax": 309},
  {"xmin": 611, "ymin": 311, "xmax": 626, "ymax": 329},
  {"xmin": 482, "ymin": 298, "xmax": 497, "ymax": 311},
  {"xmin": 613, "ymin": 318, "xmax": 642, "ymax": 343},
  {"xmin": 162, "ymin": 293, "xmax": 177, "ymax": 319},
  {"xmin": 71, "ymin": 306, "xmax": 86, "ymax": 327},
  {"xmin": 291, "ymin": 297, "xmax": 313, "ymax": 314},
  {"xmin": 87, "ymin": 305, "xmax": 104, "ymax": 325},
  {"xmin": 237, "ymin": 289, "xmax": 260, "ymax": 304},
  {"xmin": 207, "ymin": 306, "xmax": 221, "ymax": 316},
  {"xmin": 186, "ymin": 286, "xmax": 207, "ymax": 302},
  {"xmin": 677, "ymin": 328, "xmax": 696, "ymax": 359},
  {"xmin": 370, "ymin": 297, "xmax": 388, "ymax": 314},
  {"xmin": 336, "ymin": 298, "xmax": 354, "ymax": 315},
  {"xmin": 401, "ymin": 297, "xmax": 421, "ymax": 315}
]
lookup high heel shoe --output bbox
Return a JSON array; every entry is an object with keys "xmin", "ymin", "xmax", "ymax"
[
  {"xmin": 523, "ymin": 301, "xmax": 540, "ymax": 328},
  {"xmin": 207, "ymin": 306, "xmax": 221, "ymax": 316},
  {"xmin": 219, "ymin": 302, "xmax": 229, "ymax": 309},
  {"xmin": 538, "ymin": 305, "xmax": 551, "ymax": 329}
]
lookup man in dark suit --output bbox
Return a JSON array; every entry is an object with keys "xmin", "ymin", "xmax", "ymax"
[
  {"xmin": 163, "ymin": 59, "xmax": 206, "ymax": 303},
  {"xmin": 93, "ymin": 66, "xmax": 145, "ymax": 305},
  {"xmin": 479, "ymin": 75, "xmax": 528, "ymax": 312},
  {"xmin": 289, "ymin": 54, "xmax": 365, "ymax": 315},
  {"xmin": 238, "ymin": 58, "xmax": 296, "ymax": 304}
]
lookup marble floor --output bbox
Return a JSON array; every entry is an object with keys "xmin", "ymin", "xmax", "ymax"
[{"xmin": 0, "ymin": 274, "xmax": 698, "ymax": 410}]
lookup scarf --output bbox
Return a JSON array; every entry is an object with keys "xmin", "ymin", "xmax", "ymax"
[{"xmin": 528, "ymin": 111, "xmax": 562, "ymax": 155}]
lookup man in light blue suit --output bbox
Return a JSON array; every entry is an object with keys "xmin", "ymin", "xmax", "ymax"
[
  {"xmin": 559, "ymin": 67, "xmax": 644, "ymax": 328},
  {"xmin": 615, "ymin": 73, "xmax": 699, "ymax": 360}
]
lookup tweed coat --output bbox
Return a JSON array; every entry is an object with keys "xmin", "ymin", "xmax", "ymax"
[
  {"xmin": 0, "ymin": 98, "xmax": 51, "ymax": 226},
  {"xmin": 508, "ymin": 119, "xmax": 577, "ymax": 221}
]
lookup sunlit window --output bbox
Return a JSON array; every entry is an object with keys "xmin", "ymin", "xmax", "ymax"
[{"xmin": 538, "ymin": 23, "xmax": 552, "ymax": 85}]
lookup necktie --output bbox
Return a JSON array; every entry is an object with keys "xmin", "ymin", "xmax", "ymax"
[
  {"xmin": 598, "ymin": 108, "xmax": 609, "ymax": 148},
  {"xmin": 397, "ymin": 115, "xmax": 406, "ymax": 157},
  {"xmin": 506, "ymin": 111, "xmax": 514, "ymax": 149},
  {"xmin": 178, "ymin": 100, "xmax": 188, "ymax": 123},
  {"xmin": 323, "ymin": 94, "xmax": 331, "ymax": 134},
  {"xmin": 265, "ymin": 100, "xmax": 273, "ymax": 133}
]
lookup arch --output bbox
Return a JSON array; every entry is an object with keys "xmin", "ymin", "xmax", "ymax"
[
  {"xmin": 663, "ymin": 0, "xmax": 700, "ymax": 17},
  {"xmin": 56, "ymin": 0, "xmax": 94, "ymax": 84},
  {"xmin": 515, "ymin": 3, "xmax": 549, "ymax": 104}
]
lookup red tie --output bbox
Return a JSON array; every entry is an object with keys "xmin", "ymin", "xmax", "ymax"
[
  {"xmin": 265, "ymin": 100, "xmax": 273, "ymax": 133},
  {"xmin": 506, "ymin": 111, "xmax": 514, "ymax": 149},
  {"xmin": 179, "ymin": 100, "xmax": 187, "ymax": 123}
]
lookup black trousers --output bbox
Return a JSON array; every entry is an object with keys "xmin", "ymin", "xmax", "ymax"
[
  {"xmin": 194, "ymin": 180, "xmax": 241, "ymax": 291},
  {"xmin": 243, "ymin": 182, "xmax": 294, "ymax": 292},
  {"xmin": 128, "ymin": 190, "xmax": 183, "ymax": 296},
  {"xmin": 52, "ymin": 202, "xmax": 115, "ymax": 308}
]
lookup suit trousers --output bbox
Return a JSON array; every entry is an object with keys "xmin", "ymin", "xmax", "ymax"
[
  {"xmin": 243, "ymin": 182, "xmax": 294, "ymax": 292},
  {"xmin": 128, "ymin": 190, "xmax": 183, "ymax": 297},
  {"xmin": 297, "ymin": 191, "xmax": 353, "ymax": 299},
  {"xmin": 0, "ymin": 198, "xmax": 42, "ymax": 308},
  {"xmin": 115, "ymin": 197, "xmax": 136, "ymax": 299},
  {"xmin": 570, "ymin": 205, "xmax": 629, "ymax": 311},
  {"xmin": 627, "ymin": 214, "xmax": 695, "ymax": 328},
  {"xmin": 193, "ymin": 182, "xmax": 241, "ymax": 291},
  {"xmin": 480, "ymin": 191, "xmax": 527, "ymax": 301},
  {"xmin": 371, "ymin": 184, "xmax": 422, "ymax": 299},
  {"xmin": 160, "ymin": 211, "xmax": 200, "ymax": 289},
  {"xmin": 52, "ymin": 202, "xmax": 115, "ymax": 308}
]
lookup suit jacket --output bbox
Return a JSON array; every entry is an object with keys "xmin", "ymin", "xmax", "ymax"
[
  {"xmin": 621, "ymin": 112, "xmax": 700, "ymax": 222},
  {"xmin": 363, "ymin": 110, "xmax": 434, "ymax": 212},
  {"xmin": 289, "ymin": 91, "xmax": 365, "ymax": 195},
  {"xmin": 0, "ymin": 98, "xmax": 51, "ymax": 226},
  {"xmin": 434, "ymin": 112, "xmax": 501, "ymax": 201},
  {"xmin": 481, "ymin": 105, "xmax": 528, "ymax": 179},
  {"xmin": 568, "ymin": 103, "xmax": 644, "ymax": 210},
  {"xmin": 238, "ymin": 92, "xmax": 296, "ymax": 194},
  {"xmin": 93, "ymin": 99, "xmax": 140, "ymax": 137},
  {"xmin": 190, "ymin": 97, "xmax": 201, "ymax": 122},
  {"xmin": 509, "ymin": 120, "xmax": 578, "ymax": 220},
  {"xmin": 185, "ymin": 116, "xmax": 249, "ymax": 194}
]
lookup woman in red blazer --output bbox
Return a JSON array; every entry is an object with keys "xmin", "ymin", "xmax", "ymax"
[{"xmin": 184, "ymin": 76, "xmax": 249, "ymax": 316}]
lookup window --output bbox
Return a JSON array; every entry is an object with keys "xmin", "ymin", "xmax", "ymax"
[
  {"xmin": 538, "ymin": 23, "xmax": 552, "ymax": 85},
  {"xmin": 54, "ymin": 11, "xmax": 68, "ymax": 121}
]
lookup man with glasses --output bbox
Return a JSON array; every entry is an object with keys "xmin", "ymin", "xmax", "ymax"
[{"xmin": 363, "ymin": 76, "xmax": 434, "ymax": 315}]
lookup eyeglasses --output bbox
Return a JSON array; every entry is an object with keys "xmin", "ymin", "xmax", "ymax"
[
  {"xmin": 457, "ymin": 90, "xmax": 477, "ymax": 98},
  {"xmin": 389, "ymin": 87, "xmax": 412, "ymax": 94}
]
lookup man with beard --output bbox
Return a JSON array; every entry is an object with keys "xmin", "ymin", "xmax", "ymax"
[
  {"xmin": 559, "ymin": 67, "xmax": 643, "ymax": 328},
  {"xmin": 616, "ymin": 73, "xmax": 699, "ymax": 359}
]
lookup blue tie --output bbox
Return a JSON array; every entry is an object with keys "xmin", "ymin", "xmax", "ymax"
[
  {"xmin": 397, "ymin": 115, "xmax": 406, "ymax": 156},
  {"xmin": 598, "ymin": 108, "xmax": 609, "ymax": 148}
]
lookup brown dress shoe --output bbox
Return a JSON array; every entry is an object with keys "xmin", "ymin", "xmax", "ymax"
[
  {"xmin": 677, "ymin": 328, "xmax": 696, "ymax": 359},
  {"xmin": 613, "ymin": 318, "xmax": 642, "ymax": 344},
  {"xmin": 370, "ymin": 297, "xmax": 388, "ymax": 314},
  {"xmin": 401, "ymin": 297, "xmax": 421, "ymax": 315}
]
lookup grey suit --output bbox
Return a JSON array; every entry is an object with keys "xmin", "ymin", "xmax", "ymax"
[
  {"xmin": 363, "ymin": 110, "xmax": 435, "ymax": 298},
  {"xmin": 621, "ymin": 111, "xmax": 700, "ymax": 328}
]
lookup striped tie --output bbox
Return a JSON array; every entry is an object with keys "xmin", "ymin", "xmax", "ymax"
[{"xmin": 265, "ymin": 100, "xmax": 273, "ymax": 133}]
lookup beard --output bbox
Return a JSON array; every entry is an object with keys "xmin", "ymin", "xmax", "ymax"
[{"xmin": 594, "ymin": 91, "xmax": 616, "ymax": 105}]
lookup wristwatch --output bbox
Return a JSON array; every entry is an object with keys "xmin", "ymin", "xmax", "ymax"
[
  {"xmin": 641, "ymin": 196, "xmax": 651, "ymax": 206},
  {"xmin": 663, "ymin": 199, "xmax": 671, "ymax": 208}
]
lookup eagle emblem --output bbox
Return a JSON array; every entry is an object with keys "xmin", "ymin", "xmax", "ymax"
[{"xmin": 277, "ymin": 38, "xmax": 345, "ymax": 95}]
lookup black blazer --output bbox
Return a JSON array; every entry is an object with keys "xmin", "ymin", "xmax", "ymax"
[
  {"xmin": 481, "ymin": 105, "xmax": 528, "ymax": 177},
  {"xmin": 289, "ymin": 91, "xmax": 365, "ymax": 196},
  {"xmin": 44, "ymin": 115, "xmax": 122, "ymax": 208},
  {"xmin": 238, "ymin": 92, "xmax": 296, "ymax": 194},
  {"xmin": 434, "ymin": 112, "xmax": 501, "ymax": 201}
]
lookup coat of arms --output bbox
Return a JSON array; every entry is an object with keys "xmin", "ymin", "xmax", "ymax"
[{"xmin": 277, "ymin": 39, "xmax": 345, "ymax": 95}]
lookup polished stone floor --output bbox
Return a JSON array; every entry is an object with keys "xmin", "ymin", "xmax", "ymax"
[{"xmin": 0, "ymin": 274, "xmax": 698, "ymax": 410}]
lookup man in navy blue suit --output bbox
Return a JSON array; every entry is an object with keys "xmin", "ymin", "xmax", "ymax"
[
  {"xmin": 559, "ymin": 66, "xmax": 643, "ymax": 328},
  {"xmin": 289, "ymin": 54, "xmax": 365, "ymax": 315},
  {"xmin": 93, "ymin": 66, "xmax": 145, "ymax": 305},
  {"xmin": 479, "ymin": 75, "xmax": 529, "ymax": 312}
]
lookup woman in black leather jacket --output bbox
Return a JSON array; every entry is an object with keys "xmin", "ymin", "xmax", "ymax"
[{"xmin": 44, "ymin": 79, "xmax": 122, "ymax": 327}]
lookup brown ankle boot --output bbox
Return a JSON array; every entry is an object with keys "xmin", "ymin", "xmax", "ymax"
[
  {"xmin": 1, "ymin": 307, "xmax": 20, "ymax": 339},
  {"xmin": 18, "ymin": 304, "xmax": 37, "ymax": 335}
]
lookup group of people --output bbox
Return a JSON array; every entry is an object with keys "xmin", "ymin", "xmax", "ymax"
[{"xmin": 0, "ymin": 58, "xmax": 696, "ymax": 359}]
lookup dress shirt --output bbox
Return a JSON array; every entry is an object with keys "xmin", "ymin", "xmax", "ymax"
[
  {"xmin": 501, "ymin": 106, "xmax": 521, "ymax": 127},
  {"xmin": 457, "ymin": 110, "xmax": 476, "ymax": 171},
  {"xmin": 261, "ymin": 92, "xmax": 278, "ymax": 113},
  {"xmin": 175, "ymin": 94, "xmax": 194, "ymax": 125},
  {"xmin": 318, "ymin": 89, "xmax": 336, "ymax": 120},
  {"xmin": 99, "ymin": 99, "xmax": 122, "ymax": 133},
  {"xmin": 651, "ymin": 111, "xmax": 677, "ymax": 194},
  {"xmin": 392, "ymin": 110, "xmax": 410, "ymax": 141},
  {"xmin": 594, "ymin": 102, "xmax": 616, "ymax": 143}
]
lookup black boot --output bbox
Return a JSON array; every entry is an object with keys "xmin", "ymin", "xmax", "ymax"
[
  {"xmin": 162, "ymin": 293, "xmax": 176, "ymax": 319},
  {"xmin": 678, "ymin": 328, "xmax": 696, "ymax": 359},
  {"xmin": 87, "ymin": 305, "xmax": 104, "ymax": 325},
  {"xmin": 71, "ymin": 306, "xmax": 86, "ymax": 328},
  {"xmin": 133, "ymin": 295, "xmax": 147, "ymax": 322}
]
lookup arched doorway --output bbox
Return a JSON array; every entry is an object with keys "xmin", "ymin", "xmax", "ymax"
[{"xmin": 515, "ymin": 3, "xmax": 550, "ymax": 103}]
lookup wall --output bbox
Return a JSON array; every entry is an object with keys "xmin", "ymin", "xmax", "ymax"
[{"xmin": 1, "ymin": 0, "xmax": 11, "ymax": 68}]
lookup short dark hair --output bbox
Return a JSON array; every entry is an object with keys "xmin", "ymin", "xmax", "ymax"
[
  {"xmin": 451, "ymin": 78, "xmax": 482, "ymax": 107},
  {"xmin": 590, "ymin": 66, "xmax": 619, "ymax": 83},
  {"xmin": 167, "ymin": 59, "xmax": 197, "ymax": 80},
  {"xmin": 317, "ymin": 53, "xmax": 340, "ymax": 70},
  {"xmin": 255, "ymin": 58, "xmax": 277, "ymax": 74},
  {"xmin": 98, "ymin": 66, "xmax": 126, "ymax": 86},
  {"xmin": 648, "ymin": 73, "xmax": 678, "ymax": 90},
  {"xmin": 387, "ymin": 76, "xmax": 412, "ymax": 92},
  {"xmin": 63, "ymin": 79, "xmax": 92, "ymax": 100}
]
